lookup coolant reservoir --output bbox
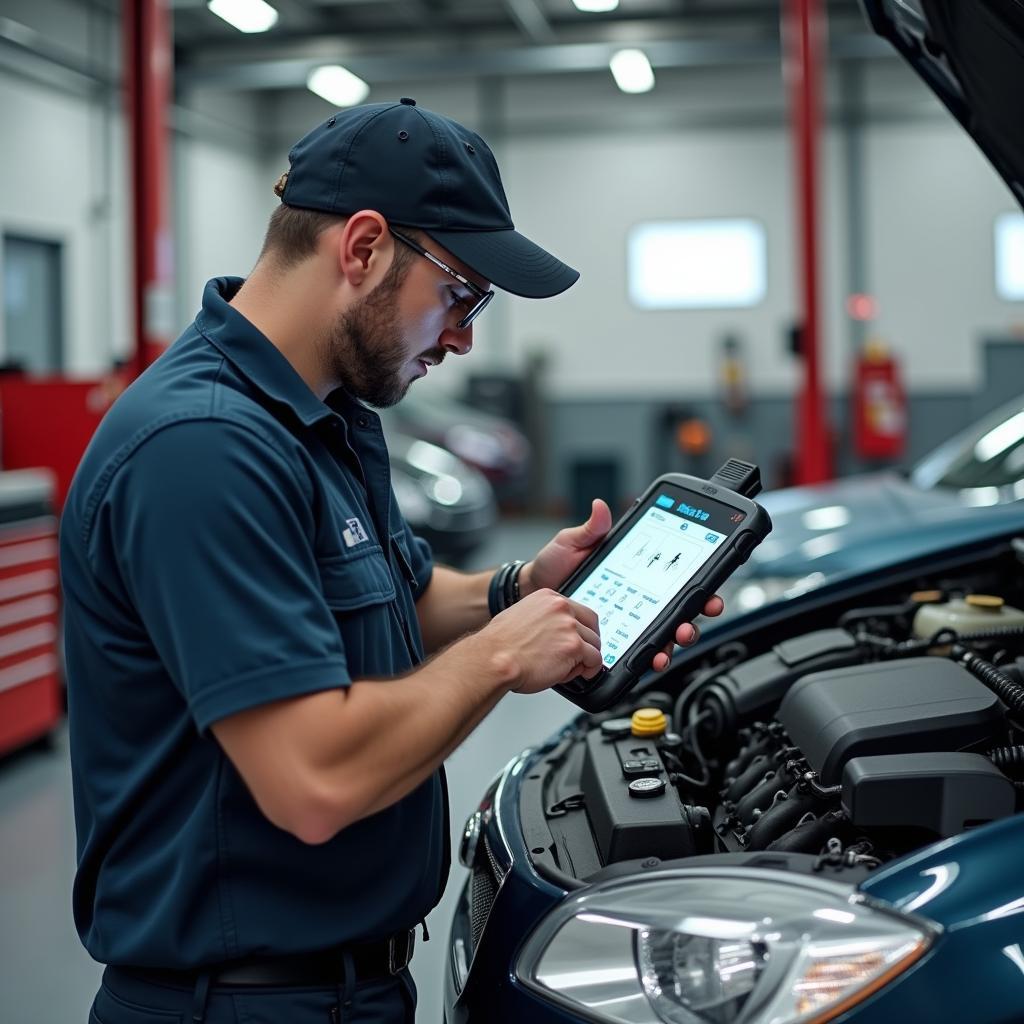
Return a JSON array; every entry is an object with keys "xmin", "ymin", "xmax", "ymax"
[
  {"xmin": 912, "ymin": 594, "xmax": 1024, "ymax": 639},
  {"xmin": 631, "ymin": 707, "xmax": 668, "ymax": 737}
]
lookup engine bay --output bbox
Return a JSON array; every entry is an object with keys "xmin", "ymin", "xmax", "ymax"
[{"xmin": 523, "ymin": 538, "xmax": 1024, "ymax": 883}]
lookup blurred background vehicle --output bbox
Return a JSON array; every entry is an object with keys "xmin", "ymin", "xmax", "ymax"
[
  {"xmin": 379, "ymin": 392, "xmax": 531, "ymax": 507},
  {"xmin": 385, "ymin": 427, "xmax": 498, "ymax": 567},
  {"xmin": 724, "ymin": 392, "xmax": 1024, "ymax": 615}
]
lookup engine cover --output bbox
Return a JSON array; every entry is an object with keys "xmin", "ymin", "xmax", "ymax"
[{"xmin": 777, "ymin": 657, "xmax": 1002, "ymax": 785}]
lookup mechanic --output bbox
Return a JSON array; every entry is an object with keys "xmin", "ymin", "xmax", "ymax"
[{"xmin": 61, "ymin": 99, "xmax": 722, "ymax": 1024}]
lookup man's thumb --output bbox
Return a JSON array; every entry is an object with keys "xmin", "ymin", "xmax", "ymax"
[{"xmin": 575, "ymin": 498, "xmax": 612, "ymax": 546}]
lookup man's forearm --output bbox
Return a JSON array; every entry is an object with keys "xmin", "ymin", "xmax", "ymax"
[
  {"xmin": 213, "ymin": 632, "xmax": 518, "ymax": 844},
  {"xmin": 416, "ymin": 564, "xmax": 493, "ymax": 652}
]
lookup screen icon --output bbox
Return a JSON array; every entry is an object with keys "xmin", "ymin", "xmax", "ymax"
[
  {"xmin": 655, "ymin": 495, "xmax": 675, "ymax": 510},
  {"xmin": 730, "ymin": 512, "xmax": 746, "ymax": 523}
]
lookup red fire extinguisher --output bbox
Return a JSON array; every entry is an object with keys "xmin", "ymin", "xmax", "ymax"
[{"xmin": 853, "ymin": 338, "xmax": 906, "ymax": 460}]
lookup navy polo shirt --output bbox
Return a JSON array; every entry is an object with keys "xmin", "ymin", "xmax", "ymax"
[{"xmin": 60, "ymin": 277, "xmax": 448, "ymax": 969}]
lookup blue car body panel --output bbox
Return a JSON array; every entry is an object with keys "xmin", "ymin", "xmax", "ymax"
[
  {"xmin": 445, "ymin": 748, "xmax": 575, "ymax": 1024},
  {"xmin": 449, "ymin": 749, "xmax": 1024, "ymax": 1024}
]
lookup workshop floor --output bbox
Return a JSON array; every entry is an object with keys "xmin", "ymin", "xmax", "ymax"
[{"xmin": 0, "ymin": 516, "xmax": 575, "ymax": 1024}]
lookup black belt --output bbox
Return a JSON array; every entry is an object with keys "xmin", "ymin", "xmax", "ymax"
[{"xmin": 115, "ymin": 929, "xmax": 416, "ymax": 989}]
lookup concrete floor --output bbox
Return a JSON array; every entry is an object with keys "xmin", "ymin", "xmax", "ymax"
[{"xmin": 0, "ymin": 517, "xmax": 576, "ymax": 1024}]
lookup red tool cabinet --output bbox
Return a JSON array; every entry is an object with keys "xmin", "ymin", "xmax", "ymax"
[{"xmin": 0, "ymin": 470, "xmax": 61, "ymax": 756}]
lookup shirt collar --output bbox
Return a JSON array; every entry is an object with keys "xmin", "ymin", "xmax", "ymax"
[{"xmin": 194, "ymin": 276, "xmax": 339, "ymax": 428}]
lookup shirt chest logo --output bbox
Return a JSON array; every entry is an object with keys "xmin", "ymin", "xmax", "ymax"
[{"xmin": 343, "ymin": 517, "xmax": 370, "ymax": 548}]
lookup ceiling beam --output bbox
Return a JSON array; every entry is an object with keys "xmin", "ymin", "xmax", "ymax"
[
  {"xmin": 501, "ymin": 0, "xmax": 556, "ymax": 45},
  {"xmin": 177, "ymin": 33, "xmax": 892, "ymax": 90}
]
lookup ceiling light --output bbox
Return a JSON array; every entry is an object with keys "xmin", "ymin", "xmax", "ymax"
[
  {"xmin": 573, "ymin": 0, "xmax": 619, "ymax": 11},
  {"xmin": 609, "ymin": 49, "xmax": 655, "ymax": 94},
  {"xmin": 207, "ymin": 0, "xmax": 278, "ymax": 33},
  {"xmin": 306, "ymin": 65, "xmax": 370, "ymax": 108}
]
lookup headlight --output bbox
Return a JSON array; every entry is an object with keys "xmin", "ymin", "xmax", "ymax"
[{"xmin": 516, "ymin": 868, "xmax": 935, "ymax": 1024}]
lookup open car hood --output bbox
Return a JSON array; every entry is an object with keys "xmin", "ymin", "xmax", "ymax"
[{"xmin": 863, "ymin": 0, "xmax": 1024, "ymax": 209}]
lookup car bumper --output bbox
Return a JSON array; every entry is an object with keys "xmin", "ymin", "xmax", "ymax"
[{"xmin": 444, "ymin": 748, "xmax": 576, "ymax": 1024}]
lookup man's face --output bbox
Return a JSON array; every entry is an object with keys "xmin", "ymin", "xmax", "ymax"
[{"xmin": 325, "ymin": 236, "xmax": 484, "ymax": 408}]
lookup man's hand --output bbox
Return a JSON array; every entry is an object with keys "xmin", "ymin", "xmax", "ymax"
[
  {"xmin": 472, "ymin": 589, "xmax": 603, "ymax": 694},
  {"xmin": 518, "ymin": 498, "xmax": 725, "ymax": 673},
  {"xmin": 520, "ymin": 499, "xmax": 613, "ymax": 596},
  {"xmin": 656, "ymin": 596, "xmax": 725, "ymax": 670}
]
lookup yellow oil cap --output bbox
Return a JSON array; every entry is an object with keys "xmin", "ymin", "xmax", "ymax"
[
  {"xmin": 631, "ymin": 708, "xmax": 668, "ymax": 737},
  {"xmin": 966, "ymin": 594, "xmax": 1004, "ymax": 610}
]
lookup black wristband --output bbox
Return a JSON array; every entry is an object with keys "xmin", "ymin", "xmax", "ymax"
[
  {"xmin": 488, "ymin": 560, "xmax": 525, "ymax": 617},
  {"xmin": 503, "ymin": 560, "xmax": 525, "ymax": 609}
]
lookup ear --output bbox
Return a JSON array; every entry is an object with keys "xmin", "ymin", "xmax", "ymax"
[{"xmin": 336, "ymin": 210, "xmax": 391, "ymax": 288}]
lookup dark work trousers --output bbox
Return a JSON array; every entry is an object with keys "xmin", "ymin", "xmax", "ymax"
[{"xmin": 89, "ymin": 965, "xmax": 417, "ymax": 1024}]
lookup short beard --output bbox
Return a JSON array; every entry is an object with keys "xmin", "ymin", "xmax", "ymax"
[{"xmin": 325, "ymin": 266, "xmax": 411, "ymax": 409}]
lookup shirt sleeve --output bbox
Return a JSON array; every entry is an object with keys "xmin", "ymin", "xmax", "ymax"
[{"xmin": 92, "ymin": 418, "xmax": 350, "ymax": 731}]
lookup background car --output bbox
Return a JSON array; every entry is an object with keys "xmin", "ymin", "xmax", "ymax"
[
  {"xmin": 379, "ymin": 392, "xmax": 531, "ymax": 506},
  {"xmin": 445, "ymin": 3, "xmax": 1024, "ymax": 1022},
  {"xmin": 386, "ymin": 428, "xmax": 498, "ymax": 567},
  {"xmin": 726, "ymin": 392, "xmax": 1024, "ymax": 614}
]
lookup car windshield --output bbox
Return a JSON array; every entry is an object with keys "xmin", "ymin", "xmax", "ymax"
[{"xmin": 910, "ymin": 397, "xmax": 1024, "ymax": 492}]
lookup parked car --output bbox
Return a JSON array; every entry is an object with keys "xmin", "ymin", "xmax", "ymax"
[
  {"xmin": 388, "ymin": 430, "xmax": 497, "ymax": 566},
  {"xmin": 727, "ymin": 393, "xmax": 1024, "ymax": 615},
  {"xmin": 445, "ymin": 3, "xmax": 1024, "ymax": 1022},
  {"xmin": 379, "ymin": 392, "xmax": 530, "ymax": 504}
]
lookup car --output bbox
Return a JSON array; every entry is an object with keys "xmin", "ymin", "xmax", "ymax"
[
  {"xmin": 726, "ymin": 393, "xmax": 1024, "ymax": 616},
  {"xmin": 387, "ymin": 429, "xmax": 498, "ymax": 566},
  {"xmin": 444, "ymin": 3, "xmax": 1024, "ymax": 1022},
  {"xmin": 379, "ymin": 392, "xmax": 530, "ymax": 505}
]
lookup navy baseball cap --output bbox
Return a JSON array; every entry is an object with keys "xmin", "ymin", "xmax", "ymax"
[{"xmin": 277, "ymin": 98, "xmax": 579, "ymax": 299}]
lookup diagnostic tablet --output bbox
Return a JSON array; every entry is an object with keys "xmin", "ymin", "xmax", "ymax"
[{"xmin": 556, "ymin": 461, "xmax": 772, "ymax": 712}]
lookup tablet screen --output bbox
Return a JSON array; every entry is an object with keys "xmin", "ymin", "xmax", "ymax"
[{"xmin": 567, "ymin": 487, "xmax": 745, "ymax": 668}]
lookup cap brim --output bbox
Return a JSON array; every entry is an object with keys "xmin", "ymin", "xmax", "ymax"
[{"xmin": 425, "ymin": 228, "xmax": 579, "ymax": 299}]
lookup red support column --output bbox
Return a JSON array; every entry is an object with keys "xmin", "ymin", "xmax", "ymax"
[
  {"xmin": 124, "ymin": 0, "xmax": 174, "ymax": 379},
  {"xmin": 784, "ymin": 0, "xmax": 832, "ymax": 483}
]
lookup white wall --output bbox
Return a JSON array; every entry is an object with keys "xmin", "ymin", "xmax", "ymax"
[
  {"xmin": 0, "ymin": 36, "xmax": 130, "ymax": 374},
  {"xmin": 376, "ymin": 57, "xmax": 1024, "ymax": 405},
  {"xmin": 500, "ymin": 126, "xmax": 844, "ymax": 399},
  {"xmin": 173, "ymin": 90, "xmax": 277, "ymax": 321},
  {"xmin": 863, "ymin": 120, "xmax": 1023, "ymax": 391},
  {"xmin": 5, "ymin": 8, "xmax": 1024, "ymax": 394}
]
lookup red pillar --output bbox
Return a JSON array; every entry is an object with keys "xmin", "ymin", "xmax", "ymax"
[
  {"xmin": 784, "ymin": 0, "xmax": 832, "ymax": 483},
  {"xmin": 124, "ymin": 0, "xmax": 174, "ymax": 379}
]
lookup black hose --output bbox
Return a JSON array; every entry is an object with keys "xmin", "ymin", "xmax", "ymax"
[
  {"xmin": 838, "ymin": 600, "xmax": 920, "ymax": 632},
  {"xmin": 988, "ymin": 746, "xmax": 1024, "ymax": 774},
  {"xmin": 952, "ymin": 644, "xmax": 1024, "ymax": 713},
  {"xmin": 671, "ymin": 643, "xmax": 746, "ymax": 733},
  {"xmin": 888, "ymin": 628, "xmax": 959, "ymax": 658}
]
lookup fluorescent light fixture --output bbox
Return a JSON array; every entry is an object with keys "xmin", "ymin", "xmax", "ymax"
[
  {"xmin": 207, "ymin": 0, "xmax": 278, "ymax": 33},
  {"xmin": 628, "ymin": 219, "xmax": 767, "ymax": 309},
  {"xmin": 996, "ymin": 212, "xmax": 1024, "ymax": 300},
  {"xmin": 573, "ymin": 0, "xmax": 619, "ymax": 11},
  {"xmin": 609, "ymin": 49, "xmax": 655, "ymax": 94},
  {"xmin": 306, "ymin": 65, "xmax": 370, "ymax": 108}
]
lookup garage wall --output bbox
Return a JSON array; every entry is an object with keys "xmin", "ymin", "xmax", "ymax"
[
  {"xmin": 0, "ymin": 1, "xmax": 130, "ymax": 375},
  {"xmin": 4, "ymin": 5, "xmax": 1023, "ymax": 418},
  {"xmin": 173, "ymin": 90, "xmax": 277, "ymax": 321}
]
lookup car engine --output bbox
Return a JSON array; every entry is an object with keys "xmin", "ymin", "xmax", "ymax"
[{"xmin": 524, "ymin": 542, "xmax": 1024, "ymax": 881}]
